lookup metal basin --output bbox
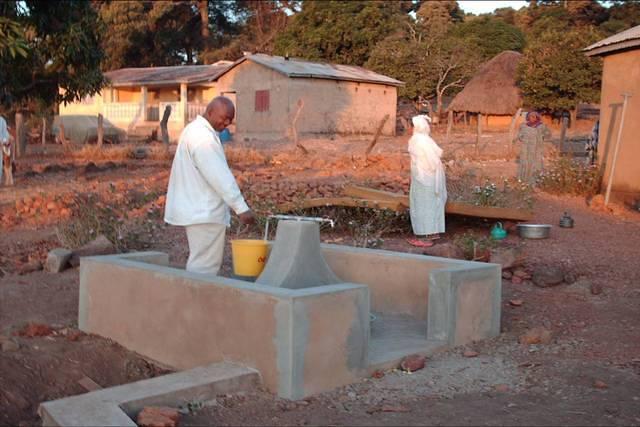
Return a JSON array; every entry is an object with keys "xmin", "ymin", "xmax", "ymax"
[{"xmin": 517, "ymin": 224, "xmax": 551, "ymax": 239}]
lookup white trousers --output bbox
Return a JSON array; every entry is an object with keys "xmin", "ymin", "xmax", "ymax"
[{"xmin": 185, "ymin": 223, "xmax": 226, "ymax": 275}]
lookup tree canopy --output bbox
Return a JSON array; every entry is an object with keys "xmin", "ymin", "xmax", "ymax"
[
  {"xmin": 0, "ymin": 1, "xmax": 105, "ymax": 109},
  {"xmin": 273, "ymin": 1, "xmax": 411, "ymax": 66},
  {"xmin": 517, "ymin": 24, "xmax": 603, "ymax": 112},
  {"xmin": 2, "ymin": 0, "xmax": 639, "ymax": 115}
]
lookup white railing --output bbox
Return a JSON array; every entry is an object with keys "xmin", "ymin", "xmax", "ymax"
[
  {"xmin": 187, "ymin": 103, "xmax": 207, "ymax": 122},
  {"xmin": 103, "ymin": 103, "xmax": 142, "ymax": 123},
  {"xmin": 101, "ymin": 102, "xmax": 204, "ymax": 124}
]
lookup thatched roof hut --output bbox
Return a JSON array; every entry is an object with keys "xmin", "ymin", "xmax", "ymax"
[{"xmin": 448, "ymin": 51, "xmax": 523, "ymax": 115}]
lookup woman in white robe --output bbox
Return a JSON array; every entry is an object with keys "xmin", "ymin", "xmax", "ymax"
[{"xmin": 407, "ymin": 115, "xmax": 446, "ymax": 248}]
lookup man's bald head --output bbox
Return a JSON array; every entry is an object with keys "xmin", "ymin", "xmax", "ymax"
[{"xmin": 205, "ymin": 96, "xmax": 235, "ymax": 132}]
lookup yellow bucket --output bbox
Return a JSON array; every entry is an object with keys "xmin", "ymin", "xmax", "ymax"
[{"xmin": 230, "ymin": 239, "xmax": 270, "ymax": 277}]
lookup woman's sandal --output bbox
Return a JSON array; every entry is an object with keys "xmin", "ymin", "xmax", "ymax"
[{"xmin": 406, "ymin": 238, "xmax": 434, "ymax": 248}]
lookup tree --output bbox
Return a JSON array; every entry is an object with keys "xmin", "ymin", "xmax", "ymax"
[
  {"xmin": 273, "ymin": 1, "xmax": 410, "ymax": 66},
  {"xmin": 450, "ymin": 16, "xmax": 525, "ymax": 60},
  {"xmin": 599, "ymin": 1, "xmax": 640, "ymax": 36},
  {"xmin": 0, "ymin": 1, "xmax": 105, "ymax": 108},
  {"xmin": 99, "ymin": 1, "xmax": 203, "ymax": 69},
  {"xmin": 517, "ymin": 25, "xmax": 603, "ymax": 115},
  {"xmin": 415, "ymin": 0, "xmax": 464, "ymax": 38},
  {"xmin": 367, "ymin": 5, "xmax": 481, "ymax": 113},
  {"xmin": 0, "ymin": 16, "xmax": 27, "ymax": 59},
  {"xmin": 202, "ymin": 1, "xmax": 296, "ymax": 63}
]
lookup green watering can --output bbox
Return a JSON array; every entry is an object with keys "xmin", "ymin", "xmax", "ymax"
[{"xmin": 490, "ymin": 222, "xmax": 508, "ymax": 240}]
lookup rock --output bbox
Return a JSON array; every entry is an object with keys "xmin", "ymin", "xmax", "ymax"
[
  {"xmin": 67, "ymin": 330, "xmax": 85, "ymax": 341},
  {"xmin": 532, "ymin": 265, "xmax": 564, "ymax": 288},
  {"xmin": 563, "ymin": 271, "xmax": 577, "ymax": 285},
  {"xmin": 513, "ymin": 269, "xmax": 529, "ymax": 279},
  {"xmin": 590, "ymin": 282, "xmax": 603, "ymax": 295},
  {"xmin": 511, "ymin": 276, "xmax": 523, "ymax": 285},
  {"xmin": 45, "ymin": 248, "xmax": 72, "ymax": 273},
  {"xmin": 494, "ymin": 384, "xmax": 510, "ymax": 393},
  {"xmin": 400, "ymin": 354, "xmax": 426, "ymax": 372},
  {"xmin": 1, "ymin": 338, "xmax": 19, "ymax": 352},
  {"xmin": 134, "ymin": 147, "xmax": 148, "ymax": 160},
  {"xmin": 69, "ymin": 235, "xmax": 116, "ymax": 267},
  {"xmin": 18, "ymin": 260, "xmax": 43, "ymax": 275},
  {"xmin": 490, "ymin": 247, "xmax": 524, "ymax": 270},
  {"xmin": 137, "ymin": 407, "xmax": 179, "ymax": 427},
  {"xmin": 371, "ymin": 370, "xmax": 385, "ymax": 379},
  {"xmin": 422, "ymin": 243, "xmax": 465, "ymax": 260},
  {"xmin": 367, "ymin": 404, "xmax": 411, "ymax": 414},
  {"xmin": 502, "ymin": 270, "xmax": 513, "ymax": 280},
  {"xmin": 593, "ymin": 380, "xmax": 608, "ymax": 389},
  {"xmin": 463, "ymin": 350, "xmax": 479, "ymax": 358},
  {"xmin": 519, "ymin": 327, "xmax": 552, "ymax": 345},
  {"xmin": 14, "ymin": 322, "xmax": 54, "ymax": 338},
  {"xmin": 509, "ymin": 299, "xmax": 523, "ymax": 307}
]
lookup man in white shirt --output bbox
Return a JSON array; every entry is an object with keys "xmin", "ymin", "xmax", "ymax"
[{"xmin": 164, "ymin": 97, "xmax": 255, "ymax": 275}]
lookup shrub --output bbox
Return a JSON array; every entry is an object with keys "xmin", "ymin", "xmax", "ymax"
[
  {"xmin": 453, "ymin": 231, "xmax": 496, "ymax": 261},
  {"xmin": 537, "ymin": 157, "xmax": 601, "ymax": 196}
]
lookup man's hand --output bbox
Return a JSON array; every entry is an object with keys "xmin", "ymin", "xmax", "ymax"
[{"xmin": 238, "ymin": 210, "xmax": 256, "ymax": 225}]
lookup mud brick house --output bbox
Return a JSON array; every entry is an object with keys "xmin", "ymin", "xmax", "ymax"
[{"xmin": 59, "ymin": 54, "xmax": 402, "ymax": 141}]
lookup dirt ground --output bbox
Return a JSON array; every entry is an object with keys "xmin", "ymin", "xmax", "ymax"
[{"xmin": 1, "ymin": 128, "xmax": 639, "ymax": 426}]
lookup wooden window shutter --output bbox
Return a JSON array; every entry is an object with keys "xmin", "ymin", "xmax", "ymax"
[{"xmin": 255, "ymin": 90, "xmax": 270, "ymax": 112}]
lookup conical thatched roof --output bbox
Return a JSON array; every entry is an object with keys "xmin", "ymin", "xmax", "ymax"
[{"xmin": 448, "ymin": 51, "xmax": 523, "ymax": 115}]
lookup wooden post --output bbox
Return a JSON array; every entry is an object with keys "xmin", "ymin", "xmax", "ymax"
[
  {"xmin": 141, "ymin": 86, "xmax": 148, "ymax": 121},
  {"xmin": 180, "ymin": 83, "xmax": 188, "ymax": 127},
  {"xmin": 507, "ymin": 107, "xmax": 522, "ymax": 156},
  {"xmin": 15, "ymin": 112, "xmax": 25, "ymax": 158},
  {"xmin": 97, "ymin": 113, "xmax": 104, "ymax": 147},
  {"xmin": 59, "ymin": 122, "xmax": 68, "ymax": 146},
  {"xmin": 291, "ymin": 99, "xmax": 308, "ymax": 155},
  {"xmin": 41, "ymin": 117, "xmax": 46, "ymax": 146},
  {"xmin": 160, "ymin": 105, "xmax": 171, "ymax": 146},
  {"xmin": 365, "ymin": 114, "xmax": 390, "ymax": 157},
  {"xmin": 559, "ymin": 116, "xmax": 568, "ymax": 156},
  {"xmin": 446, "ymin": 110, "xmax": 453, "ymax": 143},
  {"xmin": 604, "ymin": 93, "xmax": 631, "ymax": 206},
  {"xmin": 475, "ymin": 113, "xmax": 482, "ymax": 155},
  {"xmin": 463, "ymin": 112, "xmax": 468, "ymax": 127}
]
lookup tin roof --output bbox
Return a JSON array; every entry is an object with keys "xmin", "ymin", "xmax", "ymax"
[
  {"xmin": 230, "ymin": 54, "xmax": 404, "ymax": 87},
  {"xmin": 104, "ymin": 61, "xmax": 233, "ymax": 87},
  {"xmin": 584, "ymin": 24, "xmax": 640, "ymax": 56},
  {"xmin": 103, "ymin": 55, "xmax": 403, "ymax": 88}
]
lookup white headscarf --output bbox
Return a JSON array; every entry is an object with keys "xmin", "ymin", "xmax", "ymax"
[{"xmin": 408, "ymin": 115, "xmax": 447, "ymax": 202}]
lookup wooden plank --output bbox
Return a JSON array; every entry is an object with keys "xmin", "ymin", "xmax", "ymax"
[
  {"xmin": 343, "ymin": 185, "xmax": 407, "ymax": 202},
  {"xmin": 444, "ymin": 201, "xmax": 533, "ymax": 221},
  {"xmin": 278, "ymin": 197, "xmax": 405, "ymax": 213},
  {"xmin": 286, "ymin": 185, "xmax": 533, "ymax": 221},
  {"xmin": 344, "ymin": 185, "xmax": 532, "ymax": 220}
]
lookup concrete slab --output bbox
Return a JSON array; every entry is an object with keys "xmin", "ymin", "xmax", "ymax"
[{"xmin": 39, "ymin": 362, "xmax": 259, "ymax": 427}]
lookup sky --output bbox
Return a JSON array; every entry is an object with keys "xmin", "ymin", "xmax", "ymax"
[{"xmin": 458, "ymin": 1, "xmax": 529, "ymax": 15}]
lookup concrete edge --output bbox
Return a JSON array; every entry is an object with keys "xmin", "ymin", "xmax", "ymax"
[
  {"xmin": 38, "ymin": 362, "xmax": 260, "ymax": 427},
  {"xmin": 82, "ymin": 253, "xmax": 369, "ymax": 299},
  {"xmin": 320, "ymin": 243, "xmax": 494, "ymax": 268}
]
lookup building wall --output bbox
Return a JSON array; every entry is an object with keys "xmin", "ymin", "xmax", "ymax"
[
  {"xmin": 58, "ymin": 92, "xmax": 104, "ymax": 116},
  {"xmin": 597, "ymin": 49, "xmax": 640, "ymax": 199},
  {"xmin": 216, "ymin": 60, "xmax": 291, "ymax": 135},
  {"xmin": 288, "ymin": 78, "xmax": 397, "ymax": 136},
  {"xmin": 216, "ymin": 60, "xmax": 398, "ymax": 136}
]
